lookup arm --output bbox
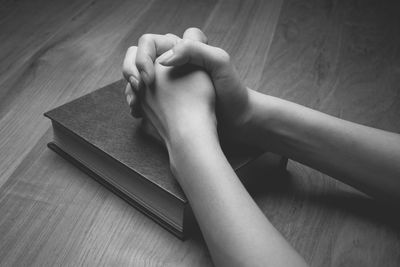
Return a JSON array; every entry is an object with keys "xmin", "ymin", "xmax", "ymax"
[
  {"xmin": 167, "ymin": 122, "xmax": 308, "ymax": 267},
  {"xmin": 122, "ymin": 29, "xmax": 308, "ymax": 267},
  {"xmin": 156, "ymin": 34, "xmax": 400, "ymax": 202},
  {"xmin": 244, "ymin": 91, "xmax": 400, "ymax": 201}
]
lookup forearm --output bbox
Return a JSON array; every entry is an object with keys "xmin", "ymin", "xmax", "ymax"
[
  {"xmin": 245, "ymin": 90, "xmax": 400, "ymax": 201},
  {"xmin": 167, "ymin": 126, "xmax": 307, "ymax": 267}
]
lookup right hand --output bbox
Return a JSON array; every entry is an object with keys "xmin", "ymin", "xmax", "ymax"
[{"xmin": 124, "ymin": 28, "xmax": 252, "ymax": 143}]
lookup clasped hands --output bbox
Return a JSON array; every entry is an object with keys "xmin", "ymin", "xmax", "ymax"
[{"xmin": 122, "ymin": 27, "xmax": 251, "ymax": 150}]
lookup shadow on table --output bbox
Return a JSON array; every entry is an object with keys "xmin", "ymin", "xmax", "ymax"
[{"xmin": 188, "ymin": 152, "xmax": 400, "ymax": 241}]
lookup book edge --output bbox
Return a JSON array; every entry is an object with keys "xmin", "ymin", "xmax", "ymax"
[{"xmin": 47, "ymin": 142, "xmax": 186, "ymax": 240}]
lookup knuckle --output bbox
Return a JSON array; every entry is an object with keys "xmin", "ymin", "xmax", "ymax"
[
  {"xmin": 122, "ymin": 64, "xmax": 133, "ymax": 78},
  {"xmin": 186, "ymin": 27, "xmax": 200, "ymax": 31},
  {"xmin": 184, "ymin": 27, "xmax": 207, "ymax": 43},
  {"xmin": 127, "ymin": 46, "xmax": 136, "ymax": 53},
  {"xmin": 174, "ymin": 39, "xmax": 195, "ymax": 57},
  {"xmin": 215, "ymin": 48, "xmax": 230, "ymax": 65},
  {"xmin": 139, "ymin": 33, "xmax": 152, "ymax": 43},
  {"xmin": 181, "ymin": 38, "xmax": 193, "ymax": 45},
  {"xmin": 122, "ymin": 68, "xmax": 129, "ymax": 78},
  {"xmin": 185, "ymin": 27, "xmax": 201, "ymax": 35},
  {"xmin": 135, "ymin": 56, "xmax": 146, "ymax": 70},
  {"xmin": 180, "ymin": 39, "xmax": 195, "ymax": 49},
  {"xmin": 124, "ymin": 83, "xmax": 131, "ymax": 95},
  {"xmin": 165, "ymin": 33, "xmax": 180, "ymax": 43}
]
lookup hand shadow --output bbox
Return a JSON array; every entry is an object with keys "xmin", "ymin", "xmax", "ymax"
[{"xmin": 243, "ymin": 156, "xmax": 400, "ymax": 232}]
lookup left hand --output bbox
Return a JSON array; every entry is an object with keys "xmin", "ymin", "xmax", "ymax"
[{"xmin": 122, "ymin": 29, "xmax": 217, "ymax": 149}]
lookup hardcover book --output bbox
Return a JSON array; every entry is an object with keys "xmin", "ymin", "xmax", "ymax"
[{"xmin": 44, "ymin": 79, "xmax": 287, "ymax": 239}]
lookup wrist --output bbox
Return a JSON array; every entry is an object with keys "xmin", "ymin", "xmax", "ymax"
[
  {"xmin": 235, "ymin": 90, "xmax": 282, "ymax": 149},
  {"xmin": 166, "ymin": 114, "xmax": 217, "ymax": 143},
  {"xmin": 166, "ymin": 122, "xmax": 219, "ymax": 178},
  {"xmin": 167, "ymin": 122, "xmax": 218, "ymax": 153},
  {"xmin": 218, "ymin": 87, "xmax": 254, "ymax": 143}
]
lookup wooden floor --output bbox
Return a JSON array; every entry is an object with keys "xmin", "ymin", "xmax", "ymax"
[{"xmin": 1, "ymin": 0, "xmax": 400, "ymax": 266}]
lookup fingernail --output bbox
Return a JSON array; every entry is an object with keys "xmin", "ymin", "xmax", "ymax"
[
  {"xmin": 126, "ymin": 94, "xmax": 133, "ymax": 106},
  {"xmin": 157, "ymin": 49, "xmax": 174, "ymax": 65},
  {"xmin": 140, "ymin": 70, "xmax": 149, "ymax": 86},
  {"xmin": 129, "ymin": 76, "xmax": 139, "ymax": 88}
]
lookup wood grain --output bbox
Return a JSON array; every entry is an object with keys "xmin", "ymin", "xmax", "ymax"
[
  {"xmin": 0, "ymin": 0, "xmax": 399, "ymax": 266},
  {"xmin": 256, "ymin": 0, "xmax": 400, "ymax": 266}
]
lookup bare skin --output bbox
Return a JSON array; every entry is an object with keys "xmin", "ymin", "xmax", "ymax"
[{"xmin": 122, "ymin": 28, "xmax": 400, "ymax": 266}]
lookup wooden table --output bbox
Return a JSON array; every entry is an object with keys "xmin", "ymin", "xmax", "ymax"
[{"xmin": 1, "ymin": 0, "xmax": 399, "ymax": 266}]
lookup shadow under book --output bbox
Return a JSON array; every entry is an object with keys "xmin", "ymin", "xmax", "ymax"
[{"xmin": 44, "ymin": 79, "xmax": 287, "ymax": 239}]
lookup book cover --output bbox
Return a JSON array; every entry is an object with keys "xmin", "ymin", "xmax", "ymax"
[{"xmin": 44, "ymin": 79, "xmax": 285, "ymax": 239}]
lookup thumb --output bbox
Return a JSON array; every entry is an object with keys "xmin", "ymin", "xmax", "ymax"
[
  {"xmin": 155, "ymin": 27, "xmax": 209, "ymax": 67},
  {"xmin": 157, "ymin": 40, "xmax": 231, "ymax": 76}
]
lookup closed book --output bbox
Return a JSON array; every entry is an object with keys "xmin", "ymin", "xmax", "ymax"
[{"xmin": 44, "ymin": 79, "xmax": 287, "ymax": 239}]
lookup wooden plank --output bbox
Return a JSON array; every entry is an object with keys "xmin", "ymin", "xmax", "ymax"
[
  {"xmin": 0, "ymin": 0, "xmax": 285, "ymax": 265},
  {"xmin": 2, "ymin": 0, "xmax": 398, "ymax": 266},
  {"xmin": 0, "ymin": 0, "xmax": 152, "ymax": 186},
  {"xmin": 255, "ymin": 1, "xmax": 400, "ymax": 266},
  {"xmin": 202, "ymin": 0, "xmax": 284, "ymax": 89},
  {"xmin": 0, "ymin": 0, "xmax": 217, "ymax": 266}
]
